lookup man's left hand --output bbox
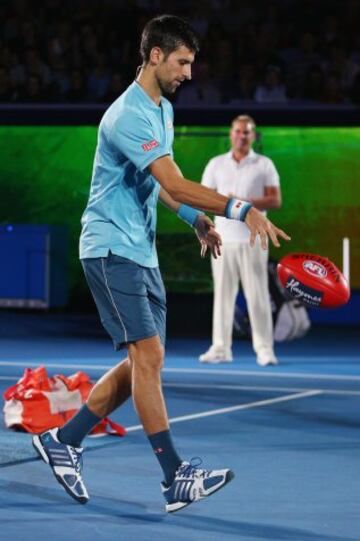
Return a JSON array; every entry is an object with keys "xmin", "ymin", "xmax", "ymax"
[{"xmin": 194, "ymin": 215, "xmax": 222, "ymax": 258}]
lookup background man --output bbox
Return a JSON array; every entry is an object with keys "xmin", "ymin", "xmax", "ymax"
[{"xmin": 199, "ymin": 115, "xmax": 282, "ymax": 366}]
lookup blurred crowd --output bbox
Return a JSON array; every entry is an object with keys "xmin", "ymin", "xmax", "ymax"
[{"xmin": 0, "ymin": 0, "xmax": 359, "ymax": 106}]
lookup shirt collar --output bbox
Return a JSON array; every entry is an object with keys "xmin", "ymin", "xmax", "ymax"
[
  {"xmin": 132, "ymin": 80, "xmax": 164, "ymax": 111},
  {"xmin": 227, "ymin": 148, "xmax": 257, "ymax": 163}
]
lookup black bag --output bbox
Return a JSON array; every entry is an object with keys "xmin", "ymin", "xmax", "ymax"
[{"xmin": 234, "ymin": 259, "xmax": 311, "ymax": 342}]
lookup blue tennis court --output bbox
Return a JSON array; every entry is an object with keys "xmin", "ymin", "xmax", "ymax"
[{"xmin": 0, "ymin": 314, "xmax": 359, "ymax": 541}]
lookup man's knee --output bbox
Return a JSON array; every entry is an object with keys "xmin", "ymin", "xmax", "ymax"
[{"xmin": 129, "ymin": 337, "xmax": 164, "ymax": 373}]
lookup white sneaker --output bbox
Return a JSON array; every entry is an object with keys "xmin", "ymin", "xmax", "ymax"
[
  {"xmin": 256, "ymin": 353, "xmax": 279, "ymax": 367},
  {"xmin": 199, "ymin": 346, "xmax": 233, "ymax": 364},
  {"xmin": 32, "ymin": 428, "xmax": 89, "ymax": 504},
  {"xmin": 161, "ymin": 459, "xmax": 235, "ymax": 513}
]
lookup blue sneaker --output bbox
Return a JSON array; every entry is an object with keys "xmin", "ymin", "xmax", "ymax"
[
  {"xmin": 161, "ymin": 459, "xmax": 235, "ymax": 513},
  {"xmin": 32, "ymin": 428, "xmax": 89, "ymax": 504}
]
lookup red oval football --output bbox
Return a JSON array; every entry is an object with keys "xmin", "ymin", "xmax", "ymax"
[{"xmin": 277, "ymin": 253, "xmax": 350, "ymax": 308}]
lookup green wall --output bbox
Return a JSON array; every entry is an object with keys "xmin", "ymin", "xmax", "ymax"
[{"xmin": 0, "ymin": 126, "xmax": 359, "ymax": 297}]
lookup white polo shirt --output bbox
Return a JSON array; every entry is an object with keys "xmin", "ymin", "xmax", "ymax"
[{"xmin": 201, "ymin": 149, "xmax": 280, "ymax": 243}]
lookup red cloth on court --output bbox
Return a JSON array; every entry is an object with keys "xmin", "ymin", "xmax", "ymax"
[{"xmin": 3, "ymin": 366, "xmax": 126, "ymax": 437}]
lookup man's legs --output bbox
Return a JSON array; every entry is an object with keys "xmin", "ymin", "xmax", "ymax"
[
  {"xmin": 127, "ymin": 336, "xmax": 233, "ymax": 512},
  {"xmin": 128, "ymin": 336, "xmax": 182, "ymax": 485},
  {"xmin": 128, "ymin": 336, "xmax": 167, "ymax": 433},
  {"xmin": 33, "ymin": 332, "xmax": 234, "ymax": 510},
  {"xmin": 59, "ymin": 336, "xmax": 181, "ymax": 486},
  {"xmin": 58, "ymin": 357, "xmax": 132, "ymax": 447},
  {"xmin": 32, "ymin": 356, "xmax": 133, "ymax": 504},
  {"xmin": 34, "ymin": 253, "xmax": 234, "ymax": 509},
  {"xmin": 87, "ymin": 357, "xmax": 132, "ymax": 416},
  {"xmin": 200, "ymin": 244, "xmax": 239, "ymax": 362},
  {"xmin": 238, "ymin": 242, "xmax": 277, "ymax": 365}
]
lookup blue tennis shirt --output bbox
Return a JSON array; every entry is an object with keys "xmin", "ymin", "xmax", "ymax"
[{"xmin": 80, "ymin": 81, "xmax": 174, "ymax": 267}]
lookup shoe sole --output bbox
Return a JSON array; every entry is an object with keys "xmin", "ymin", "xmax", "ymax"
[
  {"xmin": 32, "ymin": 435, "xmax": 89, "ymax": 505},
  {"xmin": 199, "ymin": 359, "xmax": 233, "ymax": 364},
  {"xmin": 256, "ymin": 361, "xmax": 278, "ymax": 367},
  {"xmin": 165, "ymin": 470, "xmax": 235, "ymax": 513}
]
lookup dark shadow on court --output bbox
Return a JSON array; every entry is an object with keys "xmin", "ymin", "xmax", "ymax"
[
  {"xmin": 0, "ymin": 480, "xmax": 78, "ymax": 505},
  {"xmin": 0, "ymin": 479, "xmax": 163, "ymax": 521}
]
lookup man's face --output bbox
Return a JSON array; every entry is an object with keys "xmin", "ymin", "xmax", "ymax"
[
  {"xmin": 230, "ymin": 120, "xmax": 255, "ymax": 153},
  {"xmin": 154, "ymin": 45, "xmax": 194, "ymax": 94}
]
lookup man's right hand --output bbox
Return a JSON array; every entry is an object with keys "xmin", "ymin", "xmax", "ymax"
[{"xmin": 245, "ymin": 207, "xmax": 291, "ymax": 249}]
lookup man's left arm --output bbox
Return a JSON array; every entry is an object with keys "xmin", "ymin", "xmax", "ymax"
[
  {"xmin": 249, "ymin": 186, "xmax": 282, "ymax": 210},
  {"xmin": 158, "ymin": 188, "xmax": 222, "ymax": 258},
  {"xmin": 250, "ymin": 158, "xmax": 282, "ymax": 210},
  {"xmin": 158, "ymin": 187, "xmax": 181, "ymax": 213}
]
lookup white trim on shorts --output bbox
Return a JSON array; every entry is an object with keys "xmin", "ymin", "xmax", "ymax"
[{"xmin": 100, "ymin": 257, "xmax": 128, "ymax": 343}]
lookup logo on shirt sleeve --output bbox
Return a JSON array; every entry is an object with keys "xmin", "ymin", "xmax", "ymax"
[{"xmin": 141, "ymin": 139, "xmax": 159, "ymax": 152}]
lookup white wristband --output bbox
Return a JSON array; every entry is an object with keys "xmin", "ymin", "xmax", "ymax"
[{"xmin": 225, "ymin": 198, "xmax": 253, "ymax": 222}]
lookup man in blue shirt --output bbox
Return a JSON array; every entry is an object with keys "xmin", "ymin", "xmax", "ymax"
[{"xmin": 33, "ymin": 15, "xmax": 290, "ymax": 513}]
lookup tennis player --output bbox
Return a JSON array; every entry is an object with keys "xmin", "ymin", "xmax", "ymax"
[{"xmin": 33, "ymin": 15, "xmax": 290, "ymax": 513}]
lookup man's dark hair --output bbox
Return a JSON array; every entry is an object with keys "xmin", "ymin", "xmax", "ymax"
[{"xmin": 140, "ymin": 15, "xmax": 200, "ymax": 63}]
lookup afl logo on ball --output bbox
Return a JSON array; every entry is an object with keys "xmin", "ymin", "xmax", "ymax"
[{"xmin": 302, "ymin": 260, "xmax": 327, "ymax": 278}]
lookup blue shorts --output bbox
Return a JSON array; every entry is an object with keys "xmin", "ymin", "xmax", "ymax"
[{"xmin": 81, "ymin": 252, "xmax": 166, "ymax": 350}]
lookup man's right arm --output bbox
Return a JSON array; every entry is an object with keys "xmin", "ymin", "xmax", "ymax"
[
  {"xmin": 150, "ymin": 155, "xmax": 228, "ymax": 215},
  {"xmin": 149, "ymin": 155, "xmax": 290, "ymax": 248}
]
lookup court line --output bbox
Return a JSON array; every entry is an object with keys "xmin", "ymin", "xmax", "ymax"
[
  {"xmin": 0, "ymin": 360, "xmax": 359, "ymax": 382},
  {"xmin": 1, "ymin": 375, "xmax": 359, "ymax": 396},
  {"xmin": 0, "ymin": 389, "xmax": 321, "ymax": 469},
  {"xmin": 164, "ymin": 383, "xmax": 360, "ymax": 396},
  {"xmin": 122, "ymin": 390, "xmax": 323, "ymax": 433},
  {"xmin": 165, "ymin": 368, "xmax": 360, "ymax": 382}
]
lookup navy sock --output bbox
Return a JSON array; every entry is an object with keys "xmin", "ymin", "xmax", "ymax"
[
  {"xmin": 148, "ymin": 429, "xmax": 182, "ymax": 486},
  {"xmin": 58, "ymin": 404, "xmax": 102, "ymax": 448}
]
